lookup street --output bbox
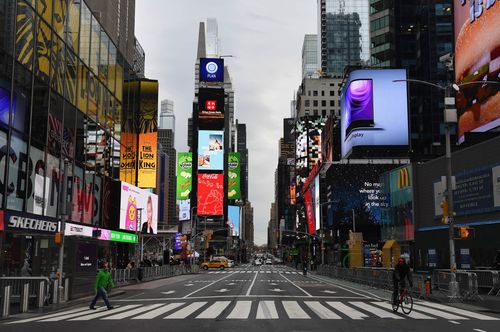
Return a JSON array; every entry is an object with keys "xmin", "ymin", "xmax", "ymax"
[{"xmin": 2, "ymin": 265, "xmax": 499, "ymax": 332}]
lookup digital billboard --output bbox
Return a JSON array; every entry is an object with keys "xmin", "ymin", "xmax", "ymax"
[
  {"xmin": 228, "ymin": 152, "xmax": 241, "ymax": 200},
  {"xmin": 228, "ymin": 205, "xmax": 240, "ymax": 237},
  {"xmin": 454, "ymin": 1, "xmax": 500, "ymax": 143},
  {"xmin": 178, "ymin": 199, "xmax": 191, "ymax": 221},
  {"xmin": 305, "ymin": 189, "xmax": 315, "ymax": 235},
  {"xmin": 295, "ymin": 117, "xmax": 326, "ymax": 187},
  {"xmin": 200, "ymin": 58, "xmax": 224, "ymax": 82},
  {"xmin": 198, "ymin": 130, "xmax": 224, "ymax": 171},
  {"xmin": 119, "ymin": 182, "xmax": 158, "ymax": 234},
  {"xmin": 137, "ymin": 80, "xmax": 159, "ymax": 188},
  {"xmin": 197, "ymin": 173, "xmax": 224, "ymax": 216},
  {"xmin": 176, "ymin": 152, "xmax": 193, "ymax": 200},
  {"xmin": 314, "ymin": 176, "xmax": 320, "ymax": 231},
  {"xmin": 198, "ymin": 88, "xmax": 225, "ymax": 119},
  {"xmin": 340, "ymin": 69, "xmax": 409, "ymax": 159}
]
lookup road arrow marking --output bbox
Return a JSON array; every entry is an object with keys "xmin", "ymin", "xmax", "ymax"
[
  {"xmin": 269, "ymin": 283, "xmax": 278, "ymax": 286},
  {"xmin": 161, "ymin": 291, "xmax": 175, "ymax": 295},
  {"xmin": 270, "ymin": 288, "xmax": 285, "ymax": 292},
  {"xmin": 184, "ymin": 283, "xmax": 194, "ymax": 287},
  {"xmin": 322, "ymin": 290, "xmax": 337, "ymax": 294},
  {"xmin": 227, "ymin": 283, "xmax": 236, "ymax": 286},
  {"xmin": 214, "ymin": 288, "xmax": 230, "ymax": 293}
]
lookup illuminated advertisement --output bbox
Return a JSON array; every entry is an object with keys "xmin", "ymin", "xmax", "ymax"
[
  {"xmin": 177, "ymin": 152, "xmax": 193, "ymax": 200},
  {"xmin": 119, "ymin": 132, "xmax": 137, "ymax": 184},
  {"xmin": 454, "ymin": 1, "xmax": 500, "ymax": 142},
  {"xmin": 341, "ymin": 69, "xmax": 409, "ymax": 158},
  {"xmin": 199, "ymin": 88, "xmax": 225, "ymax": 119},
  {"xmin": 198, "ymin": 130, "xmax": 224, "ymax": 171},
  {"xmin": 137, "ymin": 80, "xmax": 159, "ymax": 188},
  {"xmin": 119, "ymin": 182, "xmax": 158, "ymax": 234},
  {"xmin": 178, "ymin": 199, "xmax": 191, "ymax": 221},
  {"xmin": 228, "ymin": 205, "xmax": 240, "ymax": 237},
  {"xmin": 175, "ymin": 232, "xmax": 182, "ymax": 250},
  {"xmin": 228, "ymin": 152, "xmax": 241, "ymax": 200},
  {"xmin": 295, "ymin": 117, "xmax": 326, "ymax": 187},
  {"xmin": 200, "ymin": 58, "xmax": 224, "ymax": 82},
  {"xmin": 304, "ymin": 189, "xmax": 316, "ymax": 235},
  {"xmin": 197, "ymin": 173, "xmax": 223, "ymax": 216},
  {"xmin": 314, "ymin": 176, "xmax": 320, "ymax": 231}
]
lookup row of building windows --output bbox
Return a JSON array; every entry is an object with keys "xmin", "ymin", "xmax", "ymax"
[
  {"xmin": 307, "ymin": 89, "xmax": 341, "ymax": 97},
  {"xmin": 303, "ymin": 109, "xmax": 338, "ymax": 117},
  {"xmin": 304, "ymin": 100, "xmax": 337, "ymax": 107}
]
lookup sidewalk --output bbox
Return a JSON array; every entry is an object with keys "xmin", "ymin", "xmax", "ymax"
[{"xmin": 310, "ymin": 269, "xmax": 500, "ymax": 314}]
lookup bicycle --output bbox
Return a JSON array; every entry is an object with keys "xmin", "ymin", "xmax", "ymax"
[{"xmin": 392, "ymin": 287, "xmax": 413, "ymax": 314}]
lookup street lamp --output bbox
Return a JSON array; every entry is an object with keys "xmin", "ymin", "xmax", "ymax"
[{"xmin": 393, "ymin": 78, "xmax": 500, "ymax": 299}]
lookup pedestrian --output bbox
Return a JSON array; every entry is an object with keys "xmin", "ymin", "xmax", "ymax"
[{"xmin": 89, "ymin": 261, "xmax": 115, "ymax": 310}]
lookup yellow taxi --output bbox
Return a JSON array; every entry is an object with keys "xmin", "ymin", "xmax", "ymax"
[{"xmin": 200, "ymin": 257, "xmax": 228, "ymax": 270}]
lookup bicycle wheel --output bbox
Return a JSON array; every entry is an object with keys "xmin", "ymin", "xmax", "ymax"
[{"xmin": 401, "ymin": 293, "xmax": 413, "ymax": 314}]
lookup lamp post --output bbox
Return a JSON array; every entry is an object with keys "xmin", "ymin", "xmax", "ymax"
[{"xmin": 393, "ymin": 78, "xmax": 500, "ymax": 299}]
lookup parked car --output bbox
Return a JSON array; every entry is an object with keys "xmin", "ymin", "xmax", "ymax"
[
  {"xmin": 254, "ymin": 259, "xmax": 262, "ymax": 266},
  {"xmin": 265, "ymin": 258, "xmax": 272, "ymax": 265},
  {"xmin": 201, "ymin": 258, "xmax": 228, "ymax": 270}
]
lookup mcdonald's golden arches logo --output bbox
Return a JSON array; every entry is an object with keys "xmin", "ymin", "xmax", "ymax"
[{"xmin": 397, "ymin": 168, "xmax": 410, "ymax": 189}]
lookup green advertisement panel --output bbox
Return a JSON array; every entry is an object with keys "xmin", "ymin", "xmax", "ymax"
[
  {"xmin": 110, "ymin": 231, "xmax": 137, "ymax": 244},
  {"xmin": 228, "ymin": 152, "xmax": 241, "ymax": 200},
  {"xmin": 177, "ymin": 152, "xmax": 193, "ymax": 200}
]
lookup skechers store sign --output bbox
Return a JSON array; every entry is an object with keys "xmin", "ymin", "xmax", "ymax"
[{"xmin": 3, "ymin": 212, "xmax": 58, "ymax": 234}]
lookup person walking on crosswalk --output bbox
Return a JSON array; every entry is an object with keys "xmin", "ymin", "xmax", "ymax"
[{"xmin": 89, "ymin": 261, "xmax": 115, "ymax": 310}]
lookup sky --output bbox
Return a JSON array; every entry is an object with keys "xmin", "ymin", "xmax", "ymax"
[{"xmin": 135, "ymin": 1, "xmax": 317, "ymax": 245}]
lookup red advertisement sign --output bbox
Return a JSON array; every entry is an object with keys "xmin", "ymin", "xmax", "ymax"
[
  {"xmin": 197, "ymin": 173, "xmax": 224, "ymax": 215},
  {"xmin": 304, "ymin": 190, "xmax": 316, "ymax": 235}
]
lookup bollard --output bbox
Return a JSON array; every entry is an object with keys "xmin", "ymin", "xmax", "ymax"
[
  {"xmin": 64, "ymin": 279, "xmax": 70, "ymax": 302},
  {"xmin": 52, "ymin": 279, "xmax": 59, "ymax": 304},
  {"xmin": 2, "ymin": 285, "xmax": 11, "ymax": 318},
  {"xmin": 37, "ymin": 281, "xmax": 45, "ymax": 308},
  {"xmin": 20, "ymin": 283, "xmax": 29, "ymax": 313},
  {"xmin": 425, "ymin": 276, "xmax": 432, "ymax": 296}
]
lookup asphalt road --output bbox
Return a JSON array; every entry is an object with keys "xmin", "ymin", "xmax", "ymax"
[{"xmin": 2, "ymin": 264, "xmax": 499, "ymax": 332}]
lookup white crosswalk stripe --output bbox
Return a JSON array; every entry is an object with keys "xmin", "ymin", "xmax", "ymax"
[
  {"xmin": 227, "ymin": 301, "xmax": 252, "ymax": 319},
  {"xmin": 8, "ymin": 299, "xmax": 499, "ymax": 323}
]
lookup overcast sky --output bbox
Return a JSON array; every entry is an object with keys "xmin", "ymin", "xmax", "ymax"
[{"xmin": 135, "ymin": 1, "xmax": 317, "ymax": 245}]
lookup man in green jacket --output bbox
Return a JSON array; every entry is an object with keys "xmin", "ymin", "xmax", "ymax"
[{"xmin": 89, "ymin": 261, "xmax": 115, "ymax": 310}]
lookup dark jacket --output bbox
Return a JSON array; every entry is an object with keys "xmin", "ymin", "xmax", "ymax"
[{"xmin": 393, "ymin": 262, "xmax": 412, "ymax": 285}]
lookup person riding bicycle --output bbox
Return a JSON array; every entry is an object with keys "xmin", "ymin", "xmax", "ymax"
[{"xmin": 392, "ymin": 256, "xmax": 413, "ymax": 305}]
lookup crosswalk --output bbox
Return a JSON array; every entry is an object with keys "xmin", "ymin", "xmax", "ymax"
[
  {"xmin": 207, "ymin": 270, "xmax": 301, "ymax": 274},
  {"xmin": 7, "ymin": 300, "xmax": 499, "ymax": 323}
]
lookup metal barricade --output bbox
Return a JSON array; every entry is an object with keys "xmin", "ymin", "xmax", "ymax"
[{"xmin": 466, "ymin": 270, "xmax": 500, "ymax": 296}]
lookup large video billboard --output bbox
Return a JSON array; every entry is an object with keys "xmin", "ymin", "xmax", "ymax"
[
  {"xmin": 119, "ymin": 182, "xmax": 158, "ymax": 234},
  {"xmin": 198, "ymin": 88, "xmax": 225, "ymax": 120},
  {"xmin": 198, "ymin": 130, "xmax": 224, "ymax": 171},
  {"xmin": 176, "ymin": 152, "xmax": 192, "ymax": 200},
  {"xmin": 178, "ymin": 199, "xmax": 191, "ymax": 221},
  {"xmin": 341, "ymin": 69, "xmax": 409, "ymax": 158},
  {"xmin": 228, "ymin": 205, "xmax": 240, "ymax": 237},
  {"xmin": 137, "ymin": 80, "xmax": 158, "ymax": 188},
  {"xmin": 295, "ymin": 117, "xmax": 326, "ymax": 187},
  {"xmin": 454, "ymin": 1, "xmax": 500, "ymax": 143},
  {"xmin": 228, "ymin": 152, "xmax": 241, "ymax": 200},
  {"xmin": 200, "ymin": 58, "xmax": 224, "ymax": 82},
  {"xmin": 197, "ymin": 173, "xmax": 224, "ymax": 216}
]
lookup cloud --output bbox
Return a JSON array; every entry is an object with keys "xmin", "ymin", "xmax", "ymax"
[{"xmin": 135, "ymin": 0, "xmax": 317, "ymax": 245}]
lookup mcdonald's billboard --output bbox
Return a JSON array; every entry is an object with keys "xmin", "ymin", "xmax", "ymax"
[{"xmin": 386, "ymin": 165, "xmax": 413, "ymax": 205}]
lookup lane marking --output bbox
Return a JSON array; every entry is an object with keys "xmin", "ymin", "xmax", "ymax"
[
  {"xmin": 70, "ymin": 305, "xmax": 140, "ymax": 321},
  {"xmin": 164, "ymin": 302, "xmax": 207, "ymax": 319},
  {"xmin": 196, "ymin": 301, "xmax": 231, "ymax": 319},
  {"xmin": 349, "ymin": 302, "xmax": 404, "ymax": 319},
  {"xmin": 282, "ymin": 301, "xmax": 310, "ymax": 319},
  {"xmin": 227, "ymin": 300, "xmax": 252, "ymax": 319},
  {"xmin": 326, "ymin": 301, "xmax": 368, "ymax": 320},
  {"xmin": 308, "ymin": 275, "xmax": 379, "ymax": 300},
  {"xmin": 473, "ymin": 329, "xmax": 487, "ymax": 332},
  {"xmin": 449, "ymin": 320, "xmax": 460, "ymax": 325},
  {"xmin": 183, "ymin": 273, "xmax": 234, "ymax": 298},
  {"xmin": 417, "ymin": 301, "xmax": 499, "ymax": 320},
  {"xmin": 245, "ymin": 271, "xmax": 259, "ymax": 296},
  {"xmin": 412, "ymin": 306, "xmax": 468, "ymax": 320},
  {"xmin": 256, "ymin": 300, "xmax": 279, "ymax": 319},
  {"xmin": 112, "ymin": 295, "xmax": 366, "ymax": 301},
  {"xmin": 102, "ymin": 304, "xmax": 164, "ymax": 320},
  {"xmin": 371, "ymin": 301, "xmax": 435, "ymax": 320},
  {"xmin": 7, "ymin": 307, "xmax": 95, "ymax": 324},
  {"xmin": 304, "ymin": 301, "xmax": 341, "ymax": 319},
  {"xmin": 279, "ymin": 272, "xmax": 313, "ymax": 297},
  {"xmin": 131, "ymin": 303, "xmax": 184, "ymax": 319},
  {"xmin": 39, "ymin": 306, "xmax": 110, "ymax": 322}
]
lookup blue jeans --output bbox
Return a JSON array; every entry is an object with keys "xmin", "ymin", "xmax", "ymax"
[{"xmin": 90, "ymin": 287, "xmax": 111, "ymax": 309}]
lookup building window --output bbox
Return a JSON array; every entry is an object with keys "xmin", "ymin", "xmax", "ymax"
[
  {"xmin": 313, "ymin": 110, "xmax": 318, "ymax": 116},
  {"xmin": 322, "ymin": 110, "xmax": 327, "ymax": 116},
  {"xmin": 308, "ymin": 90, "xmax": 311, "ymax": 96},
  {"xmin": 305, "ymin": 100, "xmax": 310, "ymax": 107},
  {"xmin": 313, "ymin": 100, "xmax": 318, "ymax": 107},
  {"xmin": 330, "ymin": 100, "xmax": 335, "ymax": 107},
  {"xmin": 313, "ymin": 90, "xmax": 318, "ymax": 96},
  {"xmin": 330, "ymin": 90, "xmax": 334, "ymax": 96},
  {"xmin": 322, "ymin": 100, "xmax": 326, "ymax": 107},
  {"xmin": 321, "ymin": 90, "xmax": 325, "ymax": 96}
]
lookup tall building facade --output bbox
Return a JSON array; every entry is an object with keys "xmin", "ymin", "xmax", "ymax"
[
  {"xmin": 296, "ymin": 77, "xmax": 342, "ymax": 118},
  {"xmin": 369, "ymin": 0, "xmax": 454, "ymax": 159},
  {"xmin": 236, "ymin": 122, "xmax": 248, "ymax": 201},
  {"xmin": 318, "ymin": 0, "xmax": 370, "ymax": 77},
  {"xmin": 158, "ymin": 99, "xmax": 177, "ymax": 228},
  {"xmin": 302, "ymin": 34, "xmax": 319, "ymax": 79}
]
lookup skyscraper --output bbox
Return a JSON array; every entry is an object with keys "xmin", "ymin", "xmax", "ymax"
[
  {"xmin": 302, "ymin": 35, "xmax": 319, "ymax": 79},
  {"xmin": 158, "ymin": 99, "xmax": 177, "ymax": 228},
  {"xmin": 318, "ymin": 0, "xmax": 370, "ymax": 77}
]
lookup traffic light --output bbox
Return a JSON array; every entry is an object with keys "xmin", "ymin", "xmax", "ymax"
[
  {"xmin": 54, "ymin": 232, "xmax": 62, "ymax": 245},
  {"xmin": 440, "ymin": 198, "xmax": 449, "ymax": 224},
  {"xmin": 454, "ymin": 226, "xmax": 474, "ymax": 240}
]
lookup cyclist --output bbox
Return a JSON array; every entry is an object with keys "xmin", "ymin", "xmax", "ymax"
[{"xmin": 392, "ymin": 256, "xmax": 413, "ymax": 305}]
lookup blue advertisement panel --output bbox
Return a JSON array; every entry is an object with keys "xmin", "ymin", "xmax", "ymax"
[
  {"xmin": 228, "ymin": 205, "xmax": 240, "ymax": 237},
  {"xmin": 341, "ymin": 69, "xmax": 409, "ymax": 158},
  {"xmin": 198, "ymin": 130, "xmax": 224, "ymax": 171},
  {"xmin": 200, "ymin": 58, "xmax": 224, "ymax": 82}
]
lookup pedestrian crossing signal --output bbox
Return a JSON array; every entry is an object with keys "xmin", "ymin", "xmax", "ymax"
[
  {"xmin": 440, "ymin": 199, "xmax": 449, "ymax": 224},
  {"xmin": 454, "ymin": 227, "xmax": 474, "ymax": 240}
]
